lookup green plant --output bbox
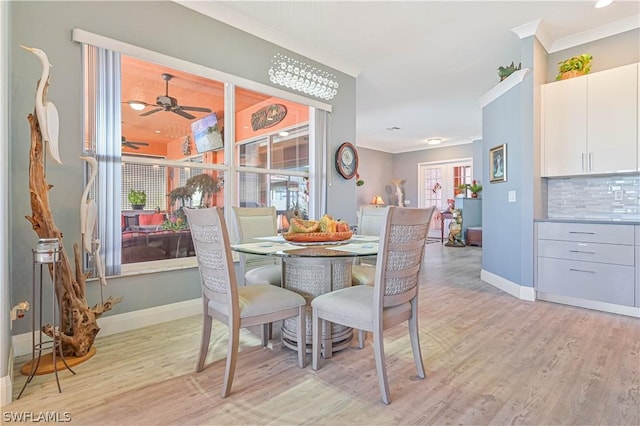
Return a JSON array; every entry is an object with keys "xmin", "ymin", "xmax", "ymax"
[
  {"xmin": 127, "ymin": 189, "xmax": 146, "ymax": 205},
  {"xmin": 469, "ymin": 180, "xmax": 482, "ymax": 194},
  {"xmin": 163, "ymin": 208, "xmax": 189, "ymax": 231},
  {"xmin": 186, "ymin": 173, "xmax": 218, "ymax": 208},
  {"xmin": 498, "ymin": 61, "xmax": 521, "ymax": 81},
  {"xmin": 457, "ymin": 180, "xmax": 482, "ymax": 196},
  {"xmin": 168, "ymin": 186, "xmax": 193, "ymax": 208},
  {"xmin": 556, "ymin": 54, "xmax": 592, "ymax": 80}
]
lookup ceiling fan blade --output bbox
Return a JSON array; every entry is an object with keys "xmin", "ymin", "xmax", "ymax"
[
  {"xmin": 173, "ymin": 108, "xmax": 196, "ymax": 120},
  {"xmin": 180, "ymin": 106, "xmax": 212, "ymax": 113},
  {"xmin": 122, "ymin": 142, "xmax": 140, "ymax": 149},
  {"xmin": 140, "ymin": 107, "xmax": 163, "ymax": 117}
]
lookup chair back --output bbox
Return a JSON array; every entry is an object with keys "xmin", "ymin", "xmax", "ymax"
[
  {"xmin": 184, "ymin": 207, "xmax": 238, "ymax": 308},
  {"xmin": 374, "ymin": 206, "xmax": 435, "ymax": 310},
  {"xmin": 358, "ymin": 206, "xmax": 389, "ymax": 236},
  {"xmin": 231, "ymin": 206, "xmax": 278, "ymax": 273}
]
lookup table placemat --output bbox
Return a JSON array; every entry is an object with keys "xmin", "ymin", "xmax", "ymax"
[
  {"xmin": 325, "ymin": 243, "xmax": 378, "ymax": 255},
  {"xmin": 231, "ymin": 242, "xmax": 294, "ymax": 254}
]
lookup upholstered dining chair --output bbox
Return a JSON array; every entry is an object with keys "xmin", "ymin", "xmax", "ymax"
[
  {"xmin": 231, "ymin": 206, "xmax": 282, "ymax": 287},
  {"xmin": 184, "ymin": 207, "xmax": 306, "ymax": 398},
  {"xmin": 351, "ymin": 205, "xmax": 389, "ymax": 286},
  {"xmin": 312, "ymin": 206, "xmax": 435, "ymax": 404}
]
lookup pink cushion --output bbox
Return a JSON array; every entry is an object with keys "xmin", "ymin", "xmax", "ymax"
[
  {"xmin": 138, "ymin": 215, "xmax": 154, "ymax": 226},
  {"xmin": 151, "ymin": 213, "xmax": 165, "ymax": 225}
]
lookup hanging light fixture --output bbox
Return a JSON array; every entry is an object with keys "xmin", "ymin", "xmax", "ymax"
[{"xmin": 268, "ymin": 53, "xmax": 339, "ymax": 100}]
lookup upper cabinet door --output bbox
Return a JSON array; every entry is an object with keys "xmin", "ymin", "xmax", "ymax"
[
  {"xmin": 542, "ymin": 77, "xmax": 587, "ymax": 176},
  {"xmin": 587, "ymin": 63, "xmax": 638, "ymax": 174}
]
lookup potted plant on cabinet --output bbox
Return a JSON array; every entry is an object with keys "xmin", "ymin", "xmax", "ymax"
[
  {"xmin": 468, "ymin": 180, "xmax": 482, "ymax": 198},
  {"xmin": 128, "ymin": 189, "xmax": 147, "ymax": 210},
  {"xmin": 498, "ymin": 62, "xmax": 521, "ymax": 81},
  {"xmin": 556, "ymin": 54, "xmax": 592, "ymax": 80}
]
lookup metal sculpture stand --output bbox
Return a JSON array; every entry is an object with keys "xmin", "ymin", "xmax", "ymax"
[{"xmin": 18, "ymin": 249, "xmax": 76, "ymax": 399}]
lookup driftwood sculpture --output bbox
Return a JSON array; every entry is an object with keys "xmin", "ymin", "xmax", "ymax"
[{"xmin": 25, "ymin": 113, "xmax": 122, "ymax": 357}]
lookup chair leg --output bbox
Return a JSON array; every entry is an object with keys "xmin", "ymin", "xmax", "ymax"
[
  {"xmin": 261, "ymin": 323, "xmax": 269, "ymax": 347},
  {"xmin": 322, "ymin": 319, "xmax": 333, "ymax": 358},
  {"xmin": 221, "ymin": 323, "xmax": 240, "ymax": 398},
  {"xmin": 196, "ymin": 313, "xmax": 213, "ymax": 372},
  {"xmin": 296, "ymin": 306, "xmax": 306, "ymax": 368},
  {"xmin": 409, "ymin": 299, "xmax": 426, "ymax": 379},
  {"xmin": 372, "ymin": 330, "xmax": 391, "ymax": 405},
  {"xmin": 312, "ymin": 309, "xmax": 321, "ymax": 370},
  {"xmin": 357, "ymin": 330, "xmax": 366, "ymax": 349}
]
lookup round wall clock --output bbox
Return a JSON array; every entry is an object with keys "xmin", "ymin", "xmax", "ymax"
[{"xmin": 335, "ymin": 142, "xmax": 358, "ymax": 179}]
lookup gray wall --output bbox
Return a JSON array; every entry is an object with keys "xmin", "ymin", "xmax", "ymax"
[
  {"xmin": 393, "ymin": 143, "xmax": 476, "ymax": 207},
  {"xmin": 482, "ymin": 85, "xmax": 526, "ymax": 285},
  {"xmin": 355, "ymin": 147, "xmax": 394, "ymax": 211},
  {"xmin": 8, "ymin": 0, "xmax": 356, "ymax": 340},
  {"xmin": 482, "ymin": 29, "xmax": 639, "ymax": 290},
  {"xmin": 546, "ymin": 29, "xmax": 640, "ymax": 83}
]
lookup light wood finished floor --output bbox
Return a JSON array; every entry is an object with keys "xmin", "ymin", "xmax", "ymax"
[{"xmin": 4, "ymin": 244, "xmax": 639, "ymax": 425}]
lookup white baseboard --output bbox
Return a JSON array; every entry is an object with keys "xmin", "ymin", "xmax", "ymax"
[
  {"xmin": 1, "ymin": 373, "xmax": 11, "ymax": 408},
  {"xmin": 538, "ymin": 292, "xmax": 640, "ymax": 318},
  {"xmin": 1, "ymin": 342, "xmax": 12, "ymax": 407},
  {"xmin": 481, "ymin": 269, "xmax": 536, "ymax": 301},
  {"xmin": 12, "ymin": 298, "xmax": 201, "ymax": 357}
]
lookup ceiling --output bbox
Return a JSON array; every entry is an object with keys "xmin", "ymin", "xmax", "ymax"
[
  {"xmin": 175, "ymin": 0, "xmax": 639, "ymax": 154},
  {"xmin": 121, "ymin": 56, "xmax": 269, "ymax": 154}
]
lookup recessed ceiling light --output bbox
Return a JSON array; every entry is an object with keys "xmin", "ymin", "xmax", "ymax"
[
  {"xmin": 128, "ymin": 101, "xmax": 146, "ymax": 111},
  {"xmin": 155, "ymin": 130, "xmax": 161, "ymax": 134},
  {"xmin": 278, "ymin": 131, "xmax": 290, "ymax": 136},
  {"xmin": 427, "ymin": 138, "xmax": 442, "ymax": 145},
  {"xmin": 595, "ymin": 0, "xmax": 613, "ymax": 8}
]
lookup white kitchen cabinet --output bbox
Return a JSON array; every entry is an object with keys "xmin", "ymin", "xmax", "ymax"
[
  {"xmin": 542, "ymin": 77, "xmax": 587, "ymax": 176},
  {"xmin": 536, "ymin": 222, "xmax": 636, "ymax": 311},
  {"xmin": 636, "ymin": 226, "xmax": 639, "ymax": 308},
  {"xmin": 588, "ymin": 63, "xmax": 638, "ymax": 174},
  {"xmin": 541, "ymin": 63, "xmax": 639, "ymax": 177}
]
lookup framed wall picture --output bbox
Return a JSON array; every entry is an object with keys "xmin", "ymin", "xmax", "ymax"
[{"xmin": 489, "ymin": 144, "xmax": 507, "ymax": 183}]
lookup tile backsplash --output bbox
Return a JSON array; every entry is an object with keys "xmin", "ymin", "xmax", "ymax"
[{"xmin": 547, "ymin": 174, "xmax": 640, "ymax": 221}]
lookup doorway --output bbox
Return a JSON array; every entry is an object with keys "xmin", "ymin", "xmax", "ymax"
[{"xmin": 418, "ymin": 158, "xmax": 472, "ymax": 237}]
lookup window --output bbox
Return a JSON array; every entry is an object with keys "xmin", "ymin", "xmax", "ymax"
[{"xmin": 82, "ymin": 43, "xmax": 324, "ymax": 276}]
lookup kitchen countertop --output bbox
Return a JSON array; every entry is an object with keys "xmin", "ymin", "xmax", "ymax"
[{"xmin": 535, "ymin": 218, "xmax": 640, "ymax": 226}]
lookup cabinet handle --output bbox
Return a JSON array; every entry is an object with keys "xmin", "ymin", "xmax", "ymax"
[
  {"xmin": 569, "ymin": 250, "xmax": 595, "ymax": 254},
  {"xmin": 588, "ymin": 153, "xmax": 593, "ymax": 171},
  {"xmin": 568, "ymin": 231, "xmax": 595, "ymax": 234},
  {"xmin": 581, "ymin": 153, "xmax": 585, "ymax": 172},
  {"xmin": 569, "ymin": 268, "xmax": 595, "ymax": 274}
]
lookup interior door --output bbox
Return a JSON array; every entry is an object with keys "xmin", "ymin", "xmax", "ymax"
[{"xmin": 418, "ymin": 159, "xmax": 472, "ymax": 236}]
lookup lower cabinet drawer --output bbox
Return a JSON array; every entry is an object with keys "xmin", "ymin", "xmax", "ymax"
[
  {"xmin": 537, "ymin": 239, "xmax": 634, "ymax": 266},
  {"xmin": 537, "ymin": 257, "xmax": 635, "ymax": 306}
]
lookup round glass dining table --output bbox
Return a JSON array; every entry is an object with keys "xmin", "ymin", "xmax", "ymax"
[{"xmin": 231, "ymin": 235, "xmax": 378, "ymax": 355}]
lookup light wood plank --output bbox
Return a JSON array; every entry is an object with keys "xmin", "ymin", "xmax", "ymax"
[{"xmin": 3, "ymin": 244, "xmax": 639, "ymax": 425}]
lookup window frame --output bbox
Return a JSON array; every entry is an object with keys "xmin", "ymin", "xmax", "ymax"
[{"xmin": 75, "ymin": 29, "xmax": 331, "ymax": 277}]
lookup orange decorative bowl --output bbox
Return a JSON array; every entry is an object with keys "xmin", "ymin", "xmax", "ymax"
[{"xmin": 283, "ymin": 231, "xmax": 353, "ymax": 243}]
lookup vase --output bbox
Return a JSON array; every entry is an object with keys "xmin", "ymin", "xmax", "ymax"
[
  {"xmin": 471, "ymin": 193, "xmax": 478, "ymax": 198},
  {"xmin": 560, "ymin": 70, "xmax": 585, "ymax": 80}
]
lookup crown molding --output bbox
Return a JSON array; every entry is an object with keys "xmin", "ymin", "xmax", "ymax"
[
  {"xmin": 512, "ymin": 15, "xmax": 640, "ymax": 54},
  {"xmin": 479, "ymin": 68, "xmax": 530, "ymax": 108}
]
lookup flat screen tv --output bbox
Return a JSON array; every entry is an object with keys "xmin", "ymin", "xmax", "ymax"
[{"xmin": 191, "ymin": 112, "xmax": 223, "ymax": 154}]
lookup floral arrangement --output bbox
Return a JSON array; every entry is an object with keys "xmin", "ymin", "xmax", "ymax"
[
  {"xmin": 469, "ymin": 180, "xmax": 482, "ymax": 195},
  {"xmin": 163, "ymin": 208, "xmax": 189, "ymax": 231},
  {"xmin": 457, "ymin": 180, "xmax": 483, "ymax": 197}
]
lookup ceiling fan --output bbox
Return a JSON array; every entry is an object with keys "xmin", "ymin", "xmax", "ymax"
[
  {"xmin": 121, "ymin": 136, "xmax": 149, "ymax": 150},
  {"xmin": 140, "ymin": 73, "xmax": 212, "ymax": 120}
]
